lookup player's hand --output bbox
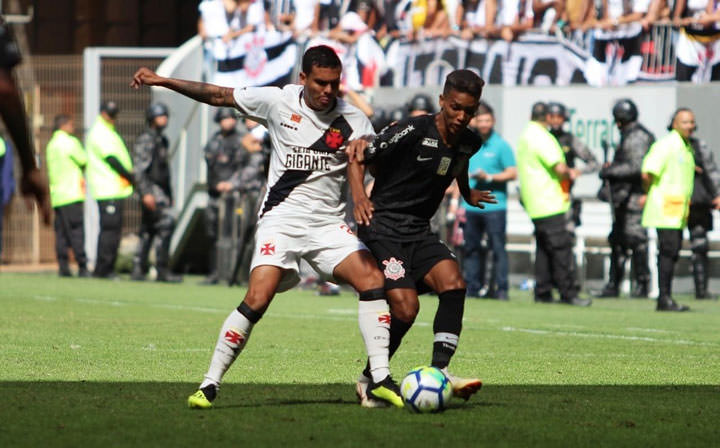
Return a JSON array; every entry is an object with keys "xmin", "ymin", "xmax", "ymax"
[
  {"xmin": 469, "ymin": 189, "xmax": 496, "ymax": 208},
  {"xmin": 131, "ymin": 67, "xmax": 163, "ymax": 89},
  {"xmin": 142, "ymin": 193, "xmax": 157, "ymax": 212},
  {"xmin": 20, "ymin": 168, "xmax": 51, "ymax": 225},
  {"xmin": 353, "ymin": 194, "xmax": 374, "ymax": 226},
  {"xmin": 345, "ymin": 139, "xmax": 369, "ymax": 164}
]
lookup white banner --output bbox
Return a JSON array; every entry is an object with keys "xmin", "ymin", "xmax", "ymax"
[{"xmin": 212, "ymin": 30, "xmax": 299, "ymax": 88}]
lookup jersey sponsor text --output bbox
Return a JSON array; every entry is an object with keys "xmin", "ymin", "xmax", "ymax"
[{"xmin": 284, "ymin": 146, "xmax": 333, "ymax": 171}]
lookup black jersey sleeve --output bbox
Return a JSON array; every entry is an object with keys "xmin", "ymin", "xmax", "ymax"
[
  {"xmin": 0, "ymin": 20, "xmax": 21, "ymax": 69},
  {"xmin": 363, "ymin": 116, "xmax": 425, "ymax": 163}
]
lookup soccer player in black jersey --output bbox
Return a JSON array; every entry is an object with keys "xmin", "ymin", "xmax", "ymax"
[{"xmin": 346, "ymin": 69, "xmax": 494, "ymax": 406}]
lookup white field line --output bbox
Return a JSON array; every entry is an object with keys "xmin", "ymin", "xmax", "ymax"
[
  {"xmin": 501, "ymin": 326, "xmax": 718, "ymax": 347},
  {"xmin": 27, "ymin": 294, "xmax": 709, "ymax": 346}
]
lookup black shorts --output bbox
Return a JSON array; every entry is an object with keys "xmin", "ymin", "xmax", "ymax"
[{"xmin": 364, "ymin": 234, "xmax": 456, "ymax": 293}]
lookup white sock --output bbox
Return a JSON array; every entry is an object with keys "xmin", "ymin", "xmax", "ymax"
[
  {"xmin": 358, "ymin": 299, "xmax": 391, "ymax": 382},
  {"xmin": 200, "ymin": 309, "xmax": 254, "ymax": 388}
]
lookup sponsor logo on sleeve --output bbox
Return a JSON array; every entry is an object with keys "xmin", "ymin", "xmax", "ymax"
[{"xmin": 422, "ymin": 137, "xmax": 438, "ymax": 148}]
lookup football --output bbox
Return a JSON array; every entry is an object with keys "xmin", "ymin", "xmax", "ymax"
[{"xmin": 400, "ymin": 366, "xmax": 452, "ymax": 413}]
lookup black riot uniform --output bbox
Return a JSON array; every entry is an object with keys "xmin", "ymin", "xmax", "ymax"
[
  {"xmin": 688, "ymin": 137, "xmax": 720, "ymax": 299},
  {"xmin": 131, "ymin": 103, "xmax": 181, "ymax": 282},
  {"xmin": 202, "ymin": 110, "xmax": 248, "ymax": 283},
  {"xmin": 229, "ymin": 125, "xmax": 270, "ymax": 285},
  {"xmin": 597, "ymin": 99, "xmax": 653, "ymax": 298},
  {"xmin": 547, "ymin": 102, "xmax": 600, "ymax": 229}
]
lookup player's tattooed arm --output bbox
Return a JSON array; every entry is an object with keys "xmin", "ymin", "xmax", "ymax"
[
  {"xmin": 347, "ymin": 159, "xmax": 374, "ymax": 226},
  {"xmin": 457, "ymin": 162, "xmax": 496, "ymax": 208},
  {"xmin": 131, "ymin": 67, "xmax": 237, "ymax": 108}
]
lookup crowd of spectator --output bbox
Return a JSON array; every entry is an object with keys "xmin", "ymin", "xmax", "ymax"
[
  {"xmin": 198, "ymin": 0, "xmax": 719, "ymax": 45},
  {"xmin": 199, "ymin": 0, "xmax": 720, "ymax": 83}
]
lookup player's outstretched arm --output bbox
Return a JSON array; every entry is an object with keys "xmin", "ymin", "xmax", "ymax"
[
  {"xmin": 130, "ymin": 67, "xmax": 236, "ymax": 108},
  {"xmin": 457, "ymin": 164, "xmax": 495, "ymax": 208}
]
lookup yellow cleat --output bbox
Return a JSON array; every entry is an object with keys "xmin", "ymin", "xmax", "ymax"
[
  {"xmin": 367, "ymin": 376, "xmax": 405, "ymax": 408},
  {"xmin": 187, "ymin": 390, "xmax": 213, "ymax": 409}
]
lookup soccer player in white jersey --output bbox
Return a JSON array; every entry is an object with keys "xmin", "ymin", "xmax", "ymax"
[{"xmin": 131, "ymin": 45, "xmax": 403, "ymax": 409}]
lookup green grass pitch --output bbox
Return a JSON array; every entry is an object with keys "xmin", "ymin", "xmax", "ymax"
[{"xmin": 1, "ymin": 273, "xmax": 719, "ymax": 447}]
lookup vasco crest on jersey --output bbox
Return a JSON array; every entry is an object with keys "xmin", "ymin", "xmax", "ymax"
[{"xmin": 324, "ymin": 127, "xmax": 345, "ymax": 150}]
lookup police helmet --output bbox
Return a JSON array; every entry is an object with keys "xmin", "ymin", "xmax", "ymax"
[
  {"xmin": 146, "ymin": 102, "xmax": 169, "ymax": 122},
  {"xmin": 387, "ymin": 107, "xmax": 405, "ymax": 123},
  {"xmin": 612, "ymin": 99, "xmax": 638, "ymax": 125},
  {"xmin": 407, "ymin": 94, "xmax": 435, "ymax": 114},
  {"xmin": 370, "ymin": 109, "xmax": 388, "ymax": 133},
  {"xmin": 547, "ymin": 102, "xmax": 567, "ymax": 119},
  {"xmin": 100, "ymin": 100, "xmax": 119, "ymax": 119},
  {"xmin": 214, "ymin": 107, "xmax": 239, "ymax": 123}
]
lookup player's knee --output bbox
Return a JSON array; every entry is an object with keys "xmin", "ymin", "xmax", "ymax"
[
  {"xmin": 242, "ymin": 286, "xmax": 273, "ymax": 313},
  {"xmin": 363, "ymin": 266, "xmax": 386, "ymax": 290},
  {"xmin": 393, "ymin": 300, "xmax": 419, "ymax": 322},
  {"xmin": 439, "ymin": 272, "xmax": 466, "ymax": 292}
]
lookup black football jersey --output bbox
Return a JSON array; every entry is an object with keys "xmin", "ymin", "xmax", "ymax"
[{"xmin": 361, "ymin": 114, "xmax": 482, "ymax": 241}]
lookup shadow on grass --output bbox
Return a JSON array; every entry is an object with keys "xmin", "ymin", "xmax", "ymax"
[{"xmin": 1, "ymin": 382, "xmax": 718, "ymax": 447}]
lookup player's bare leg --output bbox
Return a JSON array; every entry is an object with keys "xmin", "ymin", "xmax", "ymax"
[
  {"xmin": 188, "ymin": 265, "xmax": 284, "ymax": 409},
  {"xmin": 334, "ymin": 250, "xmax": 403, "ymax": 408},
  {"xmin": 424, "ymin": 259, "xmax": 483, "ymax": 401}
]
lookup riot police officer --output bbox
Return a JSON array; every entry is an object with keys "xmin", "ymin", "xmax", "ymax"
[
  {"xmin": 547, "ymin": 102, "xmax": 600, "ymax": 230},
  {"xmin": 130, "ymin": 102, "xmax": 182, "ymax": 282},
  {"xmin": 202, "ymin": 107, "xmax": 246, "ymax": 284},
  {"xmin": 229, "ymin": 118, "xmax": 270, "ymax": 285},
  {"xmin": 687, "ymin": 134, "xmax": 720, "ymax": 299},
  {"xmin": 407, "ymin": 93, "xmax": 435, "ymax": 117},
  {"xmin": 597, "ymin": 99, "xmax": 653, "ymax": 298}
]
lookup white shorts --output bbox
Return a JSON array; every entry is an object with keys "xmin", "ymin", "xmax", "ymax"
[{"xmin": 250, "ymin": 217, "xmax": 368, "ymax": 292}]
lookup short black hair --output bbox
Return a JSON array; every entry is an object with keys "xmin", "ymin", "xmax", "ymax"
[
  {"xmin": 302, "ymin": 45, "xmax": 342, "ymax": 75},
  {"xmin": 443, "ymin": 69, "xmax": 484, "ymax": 98},
  {"xmin": 668, "ymin": 107, "xmax": 693, "ymax": 131},
  {"xmin": 53, "ymin": 114, "xmax": 71, "ymax": 131},
  {"xmin": 531, "ymin": 102, "xmax": 547, "ymax": 121},
  {"xmin": 476, "ymin": 100, "xmax": 494, "ymax": 117}
]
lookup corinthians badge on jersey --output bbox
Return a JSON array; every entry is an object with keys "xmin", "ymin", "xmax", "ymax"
[
  {"xmin": 382, "ymin": 257, "xmax": 405, "ymax": 280},
  {"xmin": 437, "ymin": 157, "xmax": 452, "ymax": 175}
]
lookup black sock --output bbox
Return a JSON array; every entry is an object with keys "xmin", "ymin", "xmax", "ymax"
[{"xmin": 431, "ymin": 289, "xmax": 465, "ymax": 369}]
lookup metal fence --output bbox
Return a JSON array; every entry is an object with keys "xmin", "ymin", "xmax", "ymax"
[{"xmin": 1, "ymin": 53, "xmax": 165, "ymax": 266}]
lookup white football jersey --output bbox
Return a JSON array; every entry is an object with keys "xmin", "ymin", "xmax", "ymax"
[{"xmin": 233, "ymin": 84, "xmax": 374, "ymax": 220}]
